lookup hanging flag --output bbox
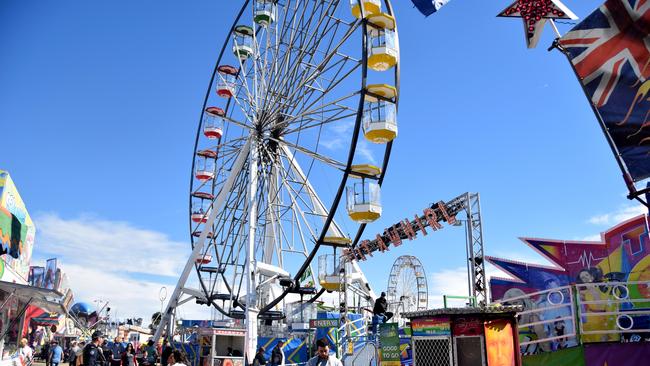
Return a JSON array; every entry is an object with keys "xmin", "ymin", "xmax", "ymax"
[
  {"xmin": 559, "ymin": 0, "xmax": 650, "ymax": 183},
  {"xmin": 411, "ymin": 0, "xmax": 451, "ymax": 17},
  {"xmin": 300, "ymin": 265, "xmax": 315, "ymax": 288}
]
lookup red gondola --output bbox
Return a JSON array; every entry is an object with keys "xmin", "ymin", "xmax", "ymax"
[{"xmin": 216, "ymin": 65, "xmax": 238, "ymax": 98}]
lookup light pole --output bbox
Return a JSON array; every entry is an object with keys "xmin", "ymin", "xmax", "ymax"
[{"xmin": 158, "ymin": 287, "xmax": 167, "ymax": 337}]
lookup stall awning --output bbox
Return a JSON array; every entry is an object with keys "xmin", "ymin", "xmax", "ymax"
[{"xmin": 0, "ymin": 280, "xmax": 65, "ymax": 313}]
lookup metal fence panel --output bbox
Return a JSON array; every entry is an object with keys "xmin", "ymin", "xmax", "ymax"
[{"xmin": 413, "ymin": 336, "xmax": 452, "ymax": 366}]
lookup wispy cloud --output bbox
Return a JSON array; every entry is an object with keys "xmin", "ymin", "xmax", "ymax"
[
  {"xmin": 34, "ymin": 213, "xmax": 210, "ymax": 322},
  {"xmin": 357, "ymin": 140, "xmax": 377, "ymax": 164},
  {"xmin": 587, "ymin": 204, "xmax": 646, "ymax": 226},
  {"xmin": 428, "ymin": 267, "xmax": 470, "ymax": 307},
  {"xmin": 320, "ymin": 120, "xmax": 353, "ymax": 151}
]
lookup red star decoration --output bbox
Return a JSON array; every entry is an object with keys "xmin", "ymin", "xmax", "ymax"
[{"xmin": 498, "ymin": 0, "xmax": 578, "ymax": 48}]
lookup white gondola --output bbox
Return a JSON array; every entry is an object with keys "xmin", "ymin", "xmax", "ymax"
[
  {"xmin": 367, "ymin": 13, "xmax": 398, "ymax": 71},
  {"xmin": 233, "ymin": 25, "xmax": 254, "ymax": 60},
  {"xmin": 346, "ymin": 180, "xmax": 382, "ymax": 223},
  {"xmin": 254, "ymin": 0, "xmax": 277, "ymax": 26},
  {"xmin": 363, "ymin": 84, "xmax": 398, "ymax": 143},
  {"xmin": 195, "ymin": 150, "xmax": 217, "ymax": 182},
  {"xmin": 204, "ymin": 107, "xmax": 224, "ymax": 140},
  {"xmin": 216, "ymin": 65, "xmax": 238, "ymax": 98},
  {"xmin": 350, "ymin": 0, "xmax": 381, "ymax": 19}
]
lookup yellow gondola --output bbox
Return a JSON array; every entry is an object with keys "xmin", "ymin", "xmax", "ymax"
[
  {"xmin": 350, "ymin": 0, "xmax": 381, "ymax": 19},
  {"xmin": 363, "ymin": 85, "xmax": 398, "ymax": 143},
  {"xmin": 346, "ymin": 180, "xmax": 382, "ymax": 223},
  {"xmin": 367, "ymin": 13, "xmax": 398, "ymax": 71}
]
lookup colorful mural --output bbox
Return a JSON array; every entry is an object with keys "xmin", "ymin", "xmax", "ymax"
[
  {"xmin": 0, "ymin": 170, "xmax": 35, "ymax": 282},
  {"xmin": 489, "ymin": 214, "xmax": 650, "ymax": 353}
]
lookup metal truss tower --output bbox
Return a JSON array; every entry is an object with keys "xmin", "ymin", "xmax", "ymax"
[{"xmin": 462, "ymin": 193, "xmax": 487, "ymax": 306}]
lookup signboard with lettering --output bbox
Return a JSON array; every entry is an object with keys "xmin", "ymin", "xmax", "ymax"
[
  {"xmin": 342, "ymin": 200, "xmax": 459, "ymax": 262},
  {"xmin": 379, "ymin": 323, "xmax": 401, "ymax": 366},
  {"xmin": 309, "ymin": 319, "xmax": 339, "ymax": 328},
  {"xmin": 412, "ymin": 317, "xmax": 451, "ymax": 337}
]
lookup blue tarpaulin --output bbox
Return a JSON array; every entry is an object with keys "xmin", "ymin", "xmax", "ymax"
[{"xmin": 411, "ymin": 0, "xmax": 451, "ymax": 16}]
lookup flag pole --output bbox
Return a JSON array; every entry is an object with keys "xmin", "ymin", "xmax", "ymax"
[
  {"xmin": 549, "ymin": 19, "xmax": 562, "ymax": 38},
  {"xmin": 550, "ymin": 39, "xmax": 649, "ymax": 207}
]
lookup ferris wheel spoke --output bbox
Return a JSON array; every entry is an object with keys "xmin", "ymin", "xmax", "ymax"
[
  {"xmin": 264, "ymin": 0, "xmax": 341, "ymax": 113},
  {"xmin": 275, "ymin": 137, "xmax": 345, "ymax": 170},
  {"xmin": 279, "ymin": 20, "xmax": 360, "ymax": 110},
  {"xmin": 283, "ymin": 58, "xmax": 360, "ymax": 127},
  {"xmin": 282, "ymin": 91, "xmax": 359, "ymax": 133},
  {"xmin": 280, "ymin": 144, "xmax": 346, "ymax": 238}
]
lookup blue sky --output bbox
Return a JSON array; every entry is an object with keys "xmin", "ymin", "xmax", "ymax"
[{"xmin": 1, "ymin": 0, "xmax": 646, "ymax": 320}]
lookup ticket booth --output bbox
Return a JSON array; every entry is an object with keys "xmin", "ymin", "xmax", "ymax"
[
  {"xmin": 403, "ymin": 306, "xmax": 522, "ymax": 366},
  {"xmin": 198, "ymin": 326, "xmax": 246, "ymax": 366}
]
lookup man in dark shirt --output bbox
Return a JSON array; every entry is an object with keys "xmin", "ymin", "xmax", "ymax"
[
  {"xmin": 161, "ymin": 339, "xmax": 173, "ymax": 366},
  {"xmin": 83, "ymin": 331, "xmax": 106, "ymax": 366},
  {"xmin": 371, "ymin": 292, "xmax": 393, "ymax": 335}
]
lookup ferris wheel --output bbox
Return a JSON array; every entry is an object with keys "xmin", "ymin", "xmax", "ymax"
[
  {"xmin": 387, "ymin": 255, "xmax": 428, "ymax": 320},
  {"xmin": 187, "ymin": 0, "xmax": 400, "ymax": 348}
]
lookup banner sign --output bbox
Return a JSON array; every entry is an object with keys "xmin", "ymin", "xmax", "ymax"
[
  {"xmin": 309, "ymin": 318, "xmax": 339, "ymax": 328},
  {"xmin": 379, "ymin": 323, "xmax": 401, "ymax": 366},
  {"xmin": 411, "ymin": 317, "xmax": 451, "ymax": 337},
  {"xmin": 559, "ymin": 0, "xmax": 650, "ymax": 182},
  {"xmin": 44, "ymin": 258, "xmax": 57, "ymax": 290},
  {"xmin": 30, "ymin": 266, "xmax": 45, "ymax": 288}
]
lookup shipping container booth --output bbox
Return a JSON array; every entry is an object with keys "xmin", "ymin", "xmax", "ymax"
[{"xmin": 403, "ymin": 306, "xmax": 522, "ymax": 366}]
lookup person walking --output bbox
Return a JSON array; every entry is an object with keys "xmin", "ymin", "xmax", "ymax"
[
  {"xmin": 111, "ymin": 338, "xmax": 125, "ymax": 366},
  {"xmin": 18, "ymin": 338, "xmax": 33, "ymax": 364},
  {"xmin": 42, "ymin": 342, "xmax": 51, "ymax": 366},
  {"xmin": 75, "ymin": 342, "xmax": 86, "ymax": 366},
  {"xmin": 69, "ymin": 342, "xmax": 80, "ymax": 366},
  {"xmin": 143, "ymin": 341, "xmax": 158, "ymax": 366},
  {"xmin": 306, "ymin": 339, "xmax": 342, "ymax": 366},
  {"xmin": 49, "ymin": 341, "xmax": 64, "ymax": 366},
  {"xmin": 102, "ymin": 341, "xmax": 112, "ymax": 366},
  {"xmin": 121, "ymin": 343, "xmax": 138, "ymax": 366},
  {"xmin": 160, "ymin": 340, "xmax": 172, "ymax": 366},
  {"xmin": 83, "ymin": 331, "xmax": 106, "ymax": 366},
  {"xmin": 268, "ymin": 343, "xmax": 283, "ymax": 366},
  {"xmin": 252, "ymin": 347, "xmax": 266, "ymax": 366}
]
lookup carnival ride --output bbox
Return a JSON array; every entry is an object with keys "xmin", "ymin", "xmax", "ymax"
[
  {"xmin": 386, "ymin": 255, "xmax": 428, "ymax": 325},
  {"xmin": 156, "ymin": 0, "xmax": 401, "ymax": 359}
]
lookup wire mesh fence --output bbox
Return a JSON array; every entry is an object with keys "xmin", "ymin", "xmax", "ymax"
[{"xmin": 412, "ymin": 336, "xmax": 452, "ymax": 366}]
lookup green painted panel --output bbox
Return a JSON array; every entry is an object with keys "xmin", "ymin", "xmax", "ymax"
[{"xmin": 522, "ymin": 346, "xmax": 585, "ymax": 366}]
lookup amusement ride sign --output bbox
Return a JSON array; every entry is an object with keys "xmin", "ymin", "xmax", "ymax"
[
  {"xmin": 309, "ymin": 318, "xmax": 339, "ymax": 328},
  {"xmin": 342, "ymin": 200, "xmax": 460, "ymax": 262}
]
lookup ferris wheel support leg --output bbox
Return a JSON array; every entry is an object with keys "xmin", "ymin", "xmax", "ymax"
[
  {"xmin": 153, "ymin": 139, "xmax": 252, "ymax": 343},
  {"xmin": 245, "ymin": 138, "xmax": 260, "ymax": 362}
]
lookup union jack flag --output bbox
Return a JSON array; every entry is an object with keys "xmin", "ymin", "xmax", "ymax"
[{"xmin": 560, "ymin": 0, "xmax": 650, "ymax": 181}]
